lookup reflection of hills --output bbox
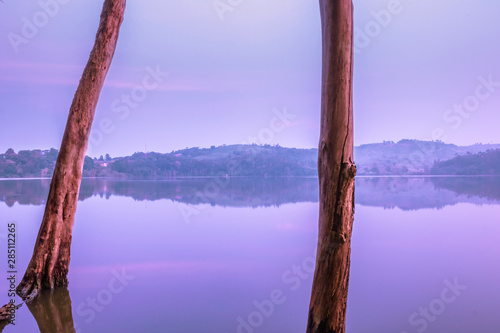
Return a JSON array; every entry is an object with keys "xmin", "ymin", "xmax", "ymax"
[
  {"xmin": 0, "ymin": 179, "xmax": 52, "ymax": 207},
  {"xmin": 430, "ymin": 176, "xmax": 500, "ymax": 201},
  {"xmin": 0, "ymin": 177, "xmax": 320, "ymax": 208},
  {"xmin": 2, "ymin": 176, "xmax": 500, "ymax": 210},
  {"xmin": 356, "ymin": 176, "xmax": 500, "ymax": 210},
  {"xmin": 80, "ymin": 177, "xmax": 320, "ymax": 207}
]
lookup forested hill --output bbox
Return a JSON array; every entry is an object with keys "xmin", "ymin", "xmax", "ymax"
[
  {"xmin": 0, "ymin": 145, "xmax": 317, "ymax": 179},
  {"xmin": 431, "ymin": 149, "xmax": 500, "ymax": 175},
  {"xmin": 2, "ymin": 140, "xmax": 500, "ymax": 178},
  {"xmin": 354, "ymin": 140, "xmax": 500, "ymax": 175}
]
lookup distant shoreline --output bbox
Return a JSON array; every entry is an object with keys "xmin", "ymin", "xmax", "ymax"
[
  {"xmin": 2, "ymin": 142, "xmax": 500, "ymax": 178},
  {"xmin": 2, "ymin": 174, "xmax": 500, "ymax": 181}
]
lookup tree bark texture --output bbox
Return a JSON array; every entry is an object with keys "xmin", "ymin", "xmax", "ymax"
[
  {"xmin": 17, "ymin": 0, "xmax": 126, "ymax": 300},
  {"xmin": 307, "ymin": 1, "xmax": 355, "ymax": 332}
]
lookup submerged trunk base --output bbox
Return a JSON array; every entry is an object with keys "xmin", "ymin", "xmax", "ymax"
[
  {"xmin": 17, "ymin": 192, "xmax": 74, "ymax": 301},
  {"xmin": 17, "ymin": 270, "xmax": 69, "ymax": 302}
]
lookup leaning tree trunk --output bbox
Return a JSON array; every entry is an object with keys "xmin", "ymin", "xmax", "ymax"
[
  {"xmin": 307, "ymin": 1, "xmax": 355, "ymax": 333},
  {"xmin": 17, "ymin": 0, "xmax": 126, "ymax": 300}
]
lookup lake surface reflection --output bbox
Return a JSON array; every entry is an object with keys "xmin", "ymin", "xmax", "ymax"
[{"xmin": 0, "ymin": 177, "xmax": 499, "ymax": 332}]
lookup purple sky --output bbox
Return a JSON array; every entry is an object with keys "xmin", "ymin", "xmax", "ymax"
[{"xmin": 1, "ymin": 0, "xmax": 500, "ymax": 157}]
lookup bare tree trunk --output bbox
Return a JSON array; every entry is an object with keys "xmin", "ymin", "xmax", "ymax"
[
  {"xmin": 307, "ymin": 1, "xmax": 355, "ymax": 333},
  {"xmin": 17, "ymin": 0, "xmax": 126, "ymax": 300},
  {"xmin": 0, "ymin": 304, "xmax": 14, "ymax": 331},
  {"xmin": 0, "ymin": 303, "xmax": 21, "ymax": 331},
  {"xmin": 0, "ymin": 319, "xmax": 8, "ymax": 333}
]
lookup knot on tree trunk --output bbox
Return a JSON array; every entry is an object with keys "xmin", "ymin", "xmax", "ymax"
[{"xmin": 341, "ymin": 162, "xmax": 356, "ymax": 179}]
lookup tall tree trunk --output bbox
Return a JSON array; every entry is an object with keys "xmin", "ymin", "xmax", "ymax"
[
  {"xmin": 307, "ymin": 1, "xmax": 355, "ymax": 333},
  {"xmin": 17, "ymin": 0, "xmax": 126, "ymax": 300}
]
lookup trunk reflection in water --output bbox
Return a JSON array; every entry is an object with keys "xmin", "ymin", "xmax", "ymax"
[{"xmin": 27, "ymin": 287, "xmax": 76, "ymax": 333}]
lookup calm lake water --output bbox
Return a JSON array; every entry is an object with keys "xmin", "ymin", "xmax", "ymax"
[{"xmin": 1, "ymin": 177, "xmax": 499, "ymax": 332}]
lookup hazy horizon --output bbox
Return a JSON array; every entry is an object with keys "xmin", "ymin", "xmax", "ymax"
[{"xmin": 4, "ymin": 138, "xmax": 500, "ymax": 159}]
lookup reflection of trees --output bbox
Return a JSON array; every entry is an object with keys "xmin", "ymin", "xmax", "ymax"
[
  {"xmin": 1, "ymin": 178, "xmax": 320, "ymax": 208},
  {"xmin": 3, "ymin": 177, "xmax": 500, "ymax": 210},
  {"xmin": 356, "ymin": 177, "xmax": 500, "ymax": 210},
  {"xmin": 0, "ymin": 288, "xmax": 77, "ymax": 333},
  {"xmin": 84, "ymin": 178, "xmax": 319, "ymax": 207},
  {"xmin": 430, "ymin": 176, "xmax": 500, "ymax": 201},
  {"xmin": 356, "ymin": 177, "xmax": 451, "ymax": 210},
  {"xmin": 0, "ymin": 179, "xmax": 51, "ymax": 207},
  {"xmin": 27, "ymin": 287, "xmax": 76, "ymax": 333}
]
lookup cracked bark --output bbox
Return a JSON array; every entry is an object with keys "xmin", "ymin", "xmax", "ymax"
[
  {"xmin": 307, "ymin": 1, "xmax": 355, "ymax": 332},
  {"xmin": 0, "ymin": 304, "xmax": 15, "ymax": 331},
  {"xmin": 16, "ymin": 0, "xmax": 126, "ymax": 301}
]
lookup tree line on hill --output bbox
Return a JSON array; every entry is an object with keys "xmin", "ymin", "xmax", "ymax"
[
  {"xmin": 2, "ymin": 142, "xmax": 500, "ymax": 179},
  {"xmin": 0, "ymin": 145, "xmax": 317, "ymax": 179},
  {"xmin": 430, "ymin": 149, "xmax": 500, "ymax": 175}
]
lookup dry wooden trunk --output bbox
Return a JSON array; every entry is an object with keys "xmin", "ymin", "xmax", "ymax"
[
  {"xmin": 0, "ymin": 304, "xmax": 13, "ymax": 331},
  {"xmin": 16, "ymin": 0, "xmax": 126, "ymax": 300},
  {"xmin": 0, "ymin": 319, "xmax": 8, "ymax": 333},
  {"xmin": 307, "ymin": 1, "xmax": 355, "ymax": 332},
  {"xmin": 27, "ymin": 288, "xmax": 77, "ymax": 333},
  {"xmin": 0, "ymin": 303, "xmax": 21, "ymax": 331}
]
